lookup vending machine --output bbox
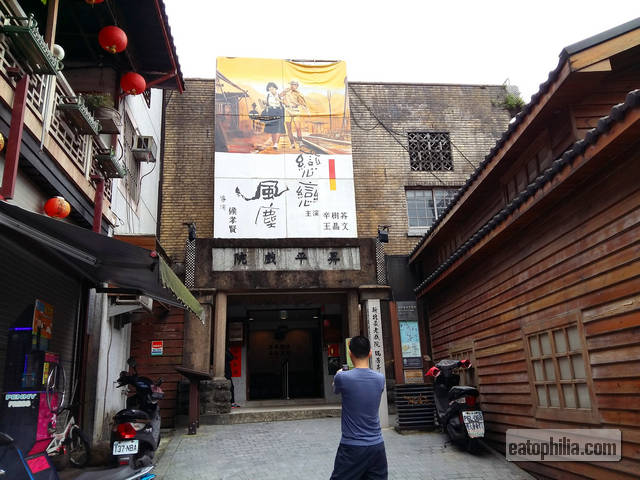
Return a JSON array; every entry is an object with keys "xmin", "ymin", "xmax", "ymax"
[{"xmin": 1, "ymin": 326, "xmax": 59, "ymax": 456}]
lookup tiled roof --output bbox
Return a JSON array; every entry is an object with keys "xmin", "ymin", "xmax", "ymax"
[{"xmin": 414, "ymin": 89, "xmax": 640, "ymax": 294}]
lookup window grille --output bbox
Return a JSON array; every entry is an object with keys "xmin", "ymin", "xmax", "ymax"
[
  {"xmin": 408, "ymin": 132, "xmax": 453, "ymax": 171},
  {"xmin": 527, "ymin": 325, "xmax": 591, "ymax": 410}
]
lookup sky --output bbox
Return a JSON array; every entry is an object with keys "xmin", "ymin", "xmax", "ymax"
[{"xmin": 163, "ymin": 1, "xmax": 636, "ymax": 103}]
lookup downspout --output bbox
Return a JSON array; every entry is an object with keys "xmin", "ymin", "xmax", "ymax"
[{"xmin": 152, "ymin": 0, "xmax": 183, "ymax": 93}]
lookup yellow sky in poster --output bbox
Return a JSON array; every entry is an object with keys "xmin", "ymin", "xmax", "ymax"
[{"xmin": 216, "ymin": 57, "xmax": 347, "ymax": 91}]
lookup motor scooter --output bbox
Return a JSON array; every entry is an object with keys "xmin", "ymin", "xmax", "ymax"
[
  {"xmin": 110, "ymin": 357, "xmax": 164, "ymax": 469},
  {"xmin": 75, "ymin": 357, "xmax": 163, "ymax": 480},
  {"xmin": 425, "ymin": 358, "xmax": 485, "ymax": 453},
  {"xmin": 0, "ymin": 431, "xmax": 59, "ymax": 480}
]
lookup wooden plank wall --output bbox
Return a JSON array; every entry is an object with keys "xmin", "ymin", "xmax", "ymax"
[
  {"xmin": 130, "ymin": 306, "xmax": 185, "ymax": 428},
  {"xmin": 425, "ymin": 150, "xmax": 640, "ymax": 479}
]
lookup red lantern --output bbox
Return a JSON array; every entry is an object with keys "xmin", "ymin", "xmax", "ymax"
[
  {"xmin": 98, "ymin": 26, "xmax": 127, "ymax": 54},
  {"xmin": 44, "ymin": 197, "xmax": 71, "ymax": 219},
  {"xmin": 85, "ymin": 0, "xmax": 104, "ymax": 4},
  {"xmin": 120, "ymin": 72, "xmax": 146, "ymax": 95}
]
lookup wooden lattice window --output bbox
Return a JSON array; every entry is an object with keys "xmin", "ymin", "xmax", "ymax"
[
  {"xmin": 408, "ymin": 132, "xmax": 453, "ymax": 171},
  {"xmin": 527, "ymin": 325, "xmax": 591, "ymax": 410},
  {"xmin": 450, "ymin": 348, "xmax": 477, "ymax": 387}
]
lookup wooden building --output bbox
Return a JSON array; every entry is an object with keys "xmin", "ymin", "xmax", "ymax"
[{"xmin": 409, "ymin": 19, "xmax": 640, "ymax": 479}]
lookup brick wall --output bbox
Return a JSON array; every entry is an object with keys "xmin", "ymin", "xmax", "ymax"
[
  {"xmin": 160, "ymin": 80, "xmax": 511, "ymax": 260},
  {"xmin": 349, "ymin": 82, "xmax": 511, "ymax": 255},
  {"xmin": 159, "ymin": 79, "xmax": 215, "ymax": 262}
]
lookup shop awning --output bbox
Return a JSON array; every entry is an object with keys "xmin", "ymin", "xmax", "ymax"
[{"xmin": 0, "ymin": 201, "xmax": 203, "ymax": 319}]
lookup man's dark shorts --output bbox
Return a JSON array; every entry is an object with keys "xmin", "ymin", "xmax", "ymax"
[{"xmin": 330, "ymin": 442, "xmax": 388, "ymax": 480}]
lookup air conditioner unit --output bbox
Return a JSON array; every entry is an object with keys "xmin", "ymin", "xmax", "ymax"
[
  {"xmin": 131, "ymin": 135, "xmax": 157, "ymax": 163},
  {"xmin": 108, "ymin": 294, "xmax": 154, "ymax": 317}
]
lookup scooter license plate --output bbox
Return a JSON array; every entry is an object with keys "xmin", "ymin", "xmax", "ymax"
[
  {"xmin": 462, "ymin": 411, "xmax": 485, "ymax": 438},
  {"xmin": 113, "ymin": 439, "xmax": 139, "ymax": 455}
]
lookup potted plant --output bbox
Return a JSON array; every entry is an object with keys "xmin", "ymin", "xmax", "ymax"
[{"xmin": 81, "ymin": 93, "xmax": 122, "ymax": 134}]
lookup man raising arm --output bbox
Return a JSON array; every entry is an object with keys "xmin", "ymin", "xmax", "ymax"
[{"xmin": 331, "ymin": 336, "xmax": 387, "ymax": 480}]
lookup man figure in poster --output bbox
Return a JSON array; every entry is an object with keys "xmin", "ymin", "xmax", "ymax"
[
  {"xmin": 331, "ymin": 336, "xmax": 388, "ymax": 479},
  {"xmin": 280, "ymin": 79, "xmax": 308, "ymax": 149}
]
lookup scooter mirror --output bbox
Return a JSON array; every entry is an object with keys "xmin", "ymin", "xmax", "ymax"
[
  {"xmin": 157, "ymin": 378, "xmax": 163, "ymax": 386},
  {"xmin": 127, "ymin": 357, "xmax": 137, "ymax": 368}
]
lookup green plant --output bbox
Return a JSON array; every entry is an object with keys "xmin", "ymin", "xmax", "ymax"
[
  {"xmin": 504, "ymin": 92, "xmax": 525, "ymax": 112},
  {"xmin": 81, "ymin": 93, "xmax": 114, "ymax": 111}
]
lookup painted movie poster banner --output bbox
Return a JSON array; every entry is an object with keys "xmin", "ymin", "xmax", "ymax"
[{"xmin": 214, "ymin": 57, "xmax": 357, "ymax": 238}]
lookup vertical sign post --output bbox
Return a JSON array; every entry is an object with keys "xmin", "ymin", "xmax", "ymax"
[{"xmin": 366, "ymin": 299, "xmax": 389, "ymax": 428}]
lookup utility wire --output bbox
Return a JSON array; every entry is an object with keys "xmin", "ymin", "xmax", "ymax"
[{"xmin": 348, "ymin": 86, "xmax": 447, "ymax": 186}]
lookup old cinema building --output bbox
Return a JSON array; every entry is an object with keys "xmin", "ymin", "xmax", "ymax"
[
  {"xmin": 156, "ymin": 58, "xmax": 512, "ymax": 420},
  {"xmin": 162, "ymin": 58, "xmax": 391, "ymax": 414}
]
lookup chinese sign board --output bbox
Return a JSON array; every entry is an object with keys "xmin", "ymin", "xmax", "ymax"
[
  {"xmin": 366, "ymin": 300, "xmax": 386, "ymax": 376},
  {"xmin": 214, "ymin": 57, "xmax": 357, "ymax": 238},
  {"xmin": 398, "ymin": 301, "xmax": 422, "ymax": 369},
  {"xmin": 212, "ymin": 247, "xmax": 360, "ymax": 271},
  {"xmin": 151, "ymin": 340, "xmax": 163, "ymax": 356}
]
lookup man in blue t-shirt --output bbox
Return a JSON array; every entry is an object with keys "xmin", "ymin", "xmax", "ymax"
[{"xmin": 330, "ymin": 335, "xmax": 387, "ymax": 479}]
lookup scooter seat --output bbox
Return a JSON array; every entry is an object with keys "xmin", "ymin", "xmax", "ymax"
[
  {"xmin": 114, "ymin": 408, "xmax": 151, "ymax": 422},
  {"xmin": 448, "ymin": 385, "xmax": 479, "ymax": 400}
]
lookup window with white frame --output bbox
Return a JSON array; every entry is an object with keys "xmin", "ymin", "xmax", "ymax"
[{"xmin": 406, "ymin": 189, "xmax": 457, "ymax": 232}]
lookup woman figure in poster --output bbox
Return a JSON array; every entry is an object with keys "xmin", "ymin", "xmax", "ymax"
[{"xmin": 262, "ymin": 82, "xmax": 285, "ymax": 150}]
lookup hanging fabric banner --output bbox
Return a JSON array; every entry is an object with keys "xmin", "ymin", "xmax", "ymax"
[{"xmin": 214, "ymin": 57, "xmax": 357, "ymax": 239}]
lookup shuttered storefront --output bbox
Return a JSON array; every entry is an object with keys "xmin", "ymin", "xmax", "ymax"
[{"xmin": 0, "ymin": 231, "xmax": 82, "ymax": 397}]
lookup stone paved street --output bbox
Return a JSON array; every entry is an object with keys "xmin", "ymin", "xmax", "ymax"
[{"xmin": 154, "ymin": 418, "xmax": 532, "ymax": 480}]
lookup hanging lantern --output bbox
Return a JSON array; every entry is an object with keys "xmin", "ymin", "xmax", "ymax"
[
  {"xmin": 120, "ymin": 72, "xmax": 146, "ymax": 95},
  {"xmin": 98, "ymin": 26, "xmax": 127, "ymax": 54},
  {"xmin": 85, "ymin": 0, "xmax": 105, "ymax": 4},
  {"xmin": 44, "ymin": 197, "xmax": 71, "ymax": 219}
]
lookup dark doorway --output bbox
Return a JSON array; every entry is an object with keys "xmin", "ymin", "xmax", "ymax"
[{"xmin": 247, "ymin": 309, "xmax": 323, "ymax": 400}]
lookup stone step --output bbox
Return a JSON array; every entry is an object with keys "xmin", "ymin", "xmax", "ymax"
[{"xmin": 201, "ymin": 404, "xmax": 342, "ymax": 425}]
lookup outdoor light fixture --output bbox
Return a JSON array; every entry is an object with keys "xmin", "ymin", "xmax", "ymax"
[
  {"xmin": 280, "ymin": 310, "xmax": 288, "ymax": 320},
  {"xmin": 378, "ymin": 225, "xmax": 390, "ymax": 243}
]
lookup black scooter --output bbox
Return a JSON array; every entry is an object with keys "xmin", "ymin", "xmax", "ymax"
[
  {"xmin": 111, "ymin": 357, "xmax": 163, "ymax": 468},
  {"xmin": 425, "ymin": 359, "xmax": 485, "ymax": 453},
  {"xmin": 76, "ymin": 357, "xmax": 163, "ymax": 480}
]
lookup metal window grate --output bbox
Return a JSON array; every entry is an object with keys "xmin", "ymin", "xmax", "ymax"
[
  {"xmin": 184, "ymin": 239, "xmax": 196, "ymax": 288},
  {"xmin": 376, "ymin": 240, "xmax": 387, "ymax": 285},
  {"xmin": 408, "ymin": 132, "xmax": 453, "ymax": 171}
]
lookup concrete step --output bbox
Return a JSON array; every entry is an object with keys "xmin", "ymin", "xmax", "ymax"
[{"xmin": 201, "ymin": 404, "xmax": 342, "ymax": 425}]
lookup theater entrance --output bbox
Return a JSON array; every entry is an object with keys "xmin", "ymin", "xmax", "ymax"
[{"xmin": 246, "ymin": 308, "xmax": 323, "ymax": 400}]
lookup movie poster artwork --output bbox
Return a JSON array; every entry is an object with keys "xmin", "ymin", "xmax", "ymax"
[{"xmin": 214, "ymin": 57, "xmax": 357, "ymax": 238}]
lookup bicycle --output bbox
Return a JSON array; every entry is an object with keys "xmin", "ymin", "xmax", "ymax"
[{"xmin": 44, "ymin": 363, "xmax": 91, "ymax": 469}]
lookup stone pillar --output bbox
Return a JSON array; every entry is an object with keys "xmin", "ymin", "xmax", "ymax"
[
  {"xmin": 347, "ymin": 290, "xmax": 360, "ymax": 337},
  {"xmin": 213, "ymin": 291, "xmax": 227, "ymax": 378},
  {"xmin": 364, "ymin": 298, "xmax": 389, "ymax": 428}
]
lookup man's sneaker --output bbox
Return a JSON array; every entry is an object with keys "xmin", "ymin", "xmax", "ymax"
[{"xmin": 231, "ymin": 403, "xmax": 240, "ymax": 408}]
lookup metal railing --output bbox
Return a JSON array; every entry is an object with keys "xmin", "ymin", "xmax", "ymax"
[{"xmin": 0, "ymin": 0, "xmax": 113, "ymax": 201}]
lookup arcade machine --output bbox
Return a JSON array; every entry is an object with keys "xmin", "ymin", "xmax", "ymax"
[{"xmin": 0, "ymin": 302, "xmax": 62, "ymax": 479}]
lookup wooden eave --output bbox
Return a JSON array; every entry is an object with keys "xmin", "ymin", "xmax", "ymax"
[
  {"xmin": 415, "ymin": 102, "xmax": 640, "ymax": 298},
  {"xmin": 409, "ymin": 26, "xmax": 640, "ymax": 264}
]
